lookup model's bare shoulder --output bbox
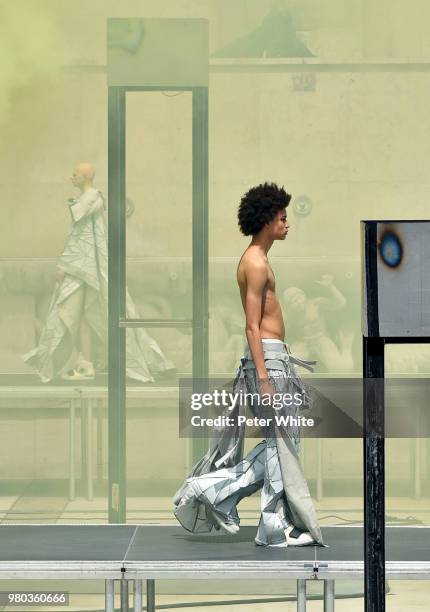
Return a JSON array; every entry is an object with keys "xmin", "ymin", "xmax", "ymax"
[
  {"xmin": 237, "ymin": 249, "xmax": 268, "ymax": 300},
  {"xmin": 239, "ymin": 254, "xmax": 267, "ymax": 293},
  {"xmin": 241, "ymin": 248, "xmax": 267, "ymax": 273}
]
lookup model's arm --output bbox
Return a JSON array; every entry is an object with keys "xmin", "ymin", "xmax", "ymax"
[
  {"xmin": 244, "ymin": 261, "xmax": 269, "ymax": 382},
  {"xmin": 68, "ymin": 191, "xmax": 105, "ymax": 223}
]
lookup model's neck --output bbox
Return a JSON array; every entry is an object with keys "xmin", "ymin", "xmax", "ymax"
[
  {"xmin": 79, "ymin": 182, "xmax": 94, "ymax": 194},
  {"xmin": 250, "ymin": 233, "xmax": 273, "ymax": 255}
]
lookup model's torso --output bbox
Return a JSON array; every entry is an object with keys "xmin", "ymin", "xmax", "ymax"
[{"xmin": 237, "ymin": 248, "xmax": 285, "ymax": 340}]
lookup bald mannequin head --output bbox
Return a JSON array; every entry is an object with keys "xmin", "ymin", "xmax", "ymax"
[{"xmin": 71, "ymin": 162, "xmax": 95, "ymax": 191}]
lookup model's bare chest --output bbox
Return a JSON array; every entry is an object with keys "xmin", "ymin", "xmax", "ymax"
[{"xmin": 266, "ymin": 265, "xmax": 276, "ymax": 292}]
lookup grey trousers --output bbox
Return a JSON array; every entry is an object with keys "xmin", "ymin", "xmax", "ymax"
[
  {"xmin": 174, "ymin": 339, "xmax": 324, "ymax": 547},
  {"xmin": 188, "ymin": 435, "xmax": 293, "ymax": 545}
]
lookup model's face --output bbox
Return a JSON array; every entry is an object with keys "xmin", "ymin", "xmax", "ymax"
[
  {"xmin": 71, "ymin": 167, "xmax": 85, "ymax": 187},
  {"xmin": 269, "ymin": 209, "xmax": 290, "ymax": 240}
]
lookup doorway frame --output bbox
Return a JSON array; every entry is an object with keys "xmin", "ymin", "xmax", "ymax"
[{"xmin": 107, "ymin": 85, "xmax": 208, "ymax": 522}]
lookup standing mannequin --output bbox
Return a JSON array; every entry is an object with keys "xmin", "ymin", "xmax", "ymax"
[{"xmin": 23, "ymin": 162, "xmax": 174, "ymax": 382}]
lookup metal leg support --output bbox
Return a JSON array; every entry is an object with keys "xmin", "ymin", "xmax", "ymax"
[
  {"xmin": 81, "ymin": 396, "xmax": 86, "ymax": 496},
  {"xmin": 105, "ymin": 579, "xmax": 114, "ymax": 612},
  {"xmin": 324, "ymin": 579, "xmax": 335, "ymax": 612},
  {"xmin": 134, "ymin": 579, "xmax": 142, "ymax": 612},
  {"xmin": 146, "ymin": 579, "xmax": 155, "ymax": 612},
  {"xmin": 120, "ymin": 577, "xmax": 129, "ymax": 612},
  {"xmin": 414, "ymin": 415, "xmax": 422, "ymax": 500},
  {"xmin": 69, "ymin": 398, "xmax": 76, "ymax": 501},
  {"xmin": 316, "ymin": 438, "xmax": 323, "ymax": 501},
  {"xmin": 87, "ymin": 398, "xmax": 93, "ymax": 500},
  {"xmin": 97, "ymin": 399, "xmax": 104, "ymax": 483},
  {"xmin": 297, "ymin": 579, "xmax": 306, "ymax": 612}
]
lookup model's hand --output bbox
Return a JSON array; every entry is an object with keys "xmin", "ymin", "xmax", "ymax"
[
  {"xmin": 258, "ymin": 378, "xmax": 276, "ymax": 398},
  {"xmin": 55, "ymin": 267, "xmax": 65, "ymax": 283}
]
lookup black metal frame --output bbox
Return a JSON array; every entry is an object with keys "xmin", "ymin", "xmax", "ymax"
[
  {"xmin": 363, "ymin": 335, "xmax": 430, "ymax": 612},
  {"xmin": 107, "ymin": 85, "xmax": 208, "ymax": 522}
]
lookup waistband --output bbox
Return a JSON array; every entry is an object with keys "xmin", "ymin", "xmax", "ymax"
[
  {"xmin": 239, "ymin": 340, "xmax": 317, "ymax": 375},
  {"xmin": 244, "ymin": 339, "xmax": 289, "ymax": 356}
]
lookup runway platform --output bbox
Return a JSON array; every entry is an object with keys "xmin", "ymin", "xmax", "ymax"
[{"xmin": 0, "ymin": 524, "xmax": 429, "ymax": 611}]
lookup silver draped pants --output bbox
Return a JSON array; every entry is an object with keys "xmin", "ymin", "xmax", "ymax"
[{"xmin": 173, "ymin": 339, "xmax": 325, "ymax": 547}]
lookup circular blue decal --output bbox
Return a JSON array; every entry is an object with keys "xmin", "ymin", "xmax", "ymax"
[{"xmin": 379, "ymin": 232, "xmax": 402, "ymax": 267}]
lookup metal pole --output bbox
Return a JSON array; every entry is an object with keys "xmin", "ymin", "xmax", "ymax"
[
  {"xmin": 120, "ymin": 577, "xmax": 129, "ymax": 612},
  {"xmin": 69, "ymin": 398, "xmax": 76, "ymax": 501},
  {"xmin": 323, "ymin": 579, "xmax": 335, "ymax": 612},
  {"xmin": 97, "ymin": 399, "xmax": 104, "ymax": 483},
  {"xmin": 146, "ymin": 579, "xmax": 155, "ymax": 612},
  {"xmin": 134, "ymin": 579, "xmax": 142, "ymax": 612},
  {"xmin": 316, "ymin": 437, "xmax": 323, "ymax": 501},
  {"xmin": 81, "ymin": 396, "xmax": 87, "ymax": 491},
  {"xmin": 296, "ymin": 579, "xmax": 306, "ymax": 612},
  {"xmin": 363, "ymin": 335, "xmax": 385, "ymax": 612},
  {"xmin": 105, "ymin": 579, "xmax": 114, "ymax": 612},
  {"xmin": 414, "ymin": 409, "xmax": 421, "ymax": 499},
  {"xmin": 108, "ymin": 85, "xmax": 127, "ymax": 522},
  {"xmin": 87, "ymin": 398, "xmax": 93, "ymax": 501},
  {"xmin": 191, "ymin": 86, "xmax": 209, "ymax": 464}
]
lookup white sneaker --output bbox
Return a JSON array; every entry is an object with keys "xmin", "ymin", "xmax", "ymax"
[
  {"xmin": 61, "ymin": 357, "xmax": 95, "ymax": 381},
  {"xmin": 210, "ymin": 510, "xmax": 240, "ymax": 535},
  {"xmin": 61, "ymin": 369, "xmax": 90, "ymax": 381},
  {"xmin": 284, "ymin": 525, "xmax": 316, "ymax": 546},
  {"xmin": 76, "ymin": 357, "xmax": 95, "ymax": 378},
  {"xmin": 259, "ymin": 540, "xmax": 289, "ymax": 548},
  {"xmin": 175, "ymin": 483, "xmax": 195, "ymax": 507},
  {"xmin": 186, "ymin": 479, "xmax": 240, "ymax": 534}
]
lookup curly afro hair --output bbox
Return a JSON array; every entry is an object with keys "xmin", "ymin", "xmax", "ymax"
[{"xmin": 237, "ymin": 182, "xmax": 291, "ymax": 236}]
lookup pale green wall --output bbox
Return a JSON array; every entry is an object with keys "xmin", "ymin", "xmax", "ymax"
[{"xmin": 0, "ymin": 0, "xmax": 429, "ymax": 520}]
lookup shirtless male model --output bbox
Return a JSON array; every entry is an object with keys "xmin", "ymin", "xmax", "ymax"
[{"xmin": 173, "ymin": 182, "xmax": 324, "ymax": 548}]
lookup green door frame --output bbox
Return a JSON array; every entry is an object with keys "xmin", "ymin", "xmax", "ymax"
[{"xmin": 107, "ymin": 85, "xmax": 208, "ymax": 523}]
